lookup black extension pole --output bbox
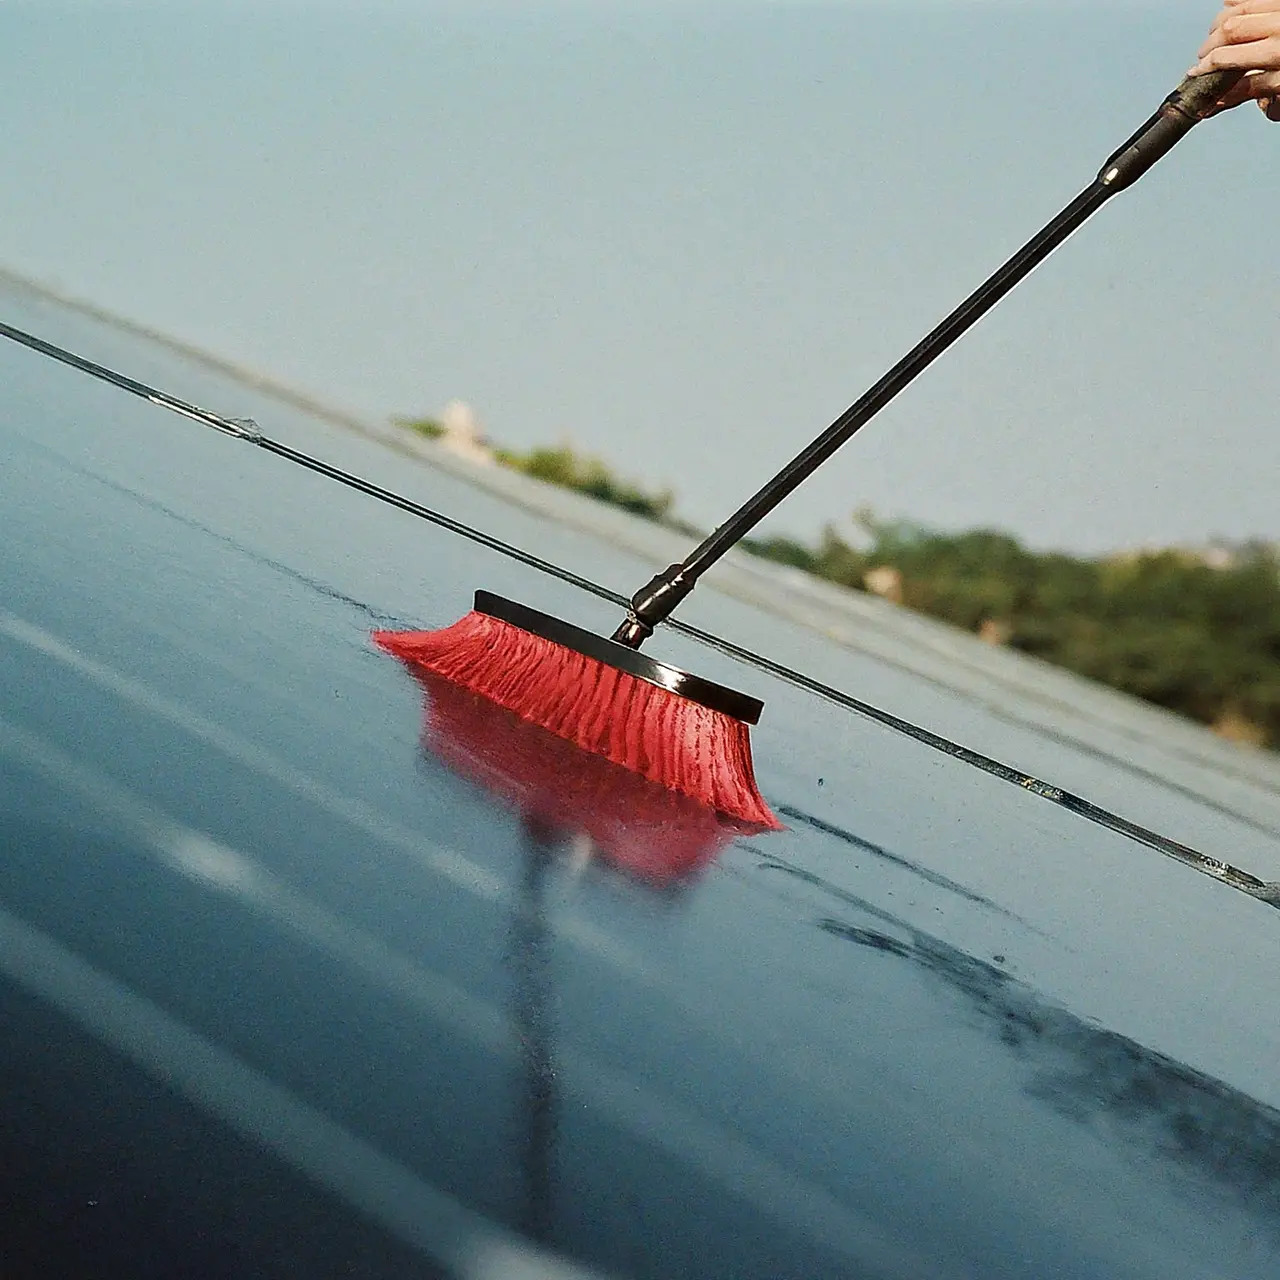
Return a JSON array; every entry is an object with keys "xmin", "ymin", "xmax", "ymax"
[{"xmin": 610, "ymin": 69, "xmax": 1242, "ymax": 647}]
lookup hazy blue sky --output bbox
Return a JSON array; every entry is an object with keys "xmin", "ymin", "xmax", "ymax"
[{"xmin": 2, "ymin": 1, "xmax": 1275, "ymax": 554}]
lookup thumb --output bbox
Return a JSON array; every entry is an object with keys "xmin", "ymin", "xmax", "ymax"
[{"xmin": 1204, "ymin": 67, "xmax": 1280, "ymax": 114}]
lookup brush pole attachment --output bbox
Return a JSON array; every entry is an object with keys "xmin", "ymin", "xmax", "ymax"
[
  {"xmin": 611, "ymin": 68, "xmax": 1242, "ymax": 649},
  {"xmin": 476, "ymin": 592, "xmax": 762, "ymax": 723}
]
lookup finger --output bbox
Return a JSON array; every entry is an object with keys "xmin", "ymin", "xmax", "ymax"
[
  {"xmin": 1221, "ymin": 11, "xmax": 1280, "ymax": 43},
  {"xmin": 1203, "ymin": 7, "xmax": 1235, "ymax": 45},
  {"xmin": 1267, "ymin": 96, "xmax": 1280, "ymax": 119},
  {"xmin": 1208, "ymin": 0, "xmax": 1280, "ymax": 44},
  {"xmin": 1199, "ymin": 11, "xmax": 1280, "ymax": 57},
  {"xmin": 1189, "ymin": 34, "xmax": 1280, "ymax": 74}
]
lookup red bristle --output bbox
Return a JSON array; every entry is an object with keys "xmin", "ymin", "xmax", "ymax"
[{"xmin": 372, "ymin": 611, "xmax": 781, "ymax": 829}]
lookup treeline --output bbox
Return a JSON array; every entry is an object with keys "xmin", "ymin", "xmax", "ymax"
[
  {"xmin": 493, "ymin": 443, "xmax": 704, "ymax": 536},
  {"xmin": 448, "ymin": 435, "xmax": 1280, "ymax": 748},
  {"xmin": 746, "ymin": 518, "xmax": 1280, "ymax": 749},
  {"xmin": 495, "ymin": 444, "xmax": 675, "ymax": 522}
]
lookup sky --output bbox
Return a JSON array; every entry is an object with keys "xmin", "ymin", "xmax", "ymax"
[{"xmin": 1, "ymin": 0, "xmax": 1276, "ymax": 556}]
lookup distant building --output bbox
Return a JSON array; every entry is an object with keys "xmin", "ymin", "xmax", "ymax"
[
  {"xmin": 979, "ymin": 618, "xmax": 1012, "ymax": 647},
  {"xmin": 438, "ymin": 399, "xmax": 493, "ymax": 466},
  {"xmin": 1198, "ymin": 545, "xmax": 1235, "ymax": 570},
  {"xmin": 863, "ymin": 565, "xmax": 904, "ymax": 605}
]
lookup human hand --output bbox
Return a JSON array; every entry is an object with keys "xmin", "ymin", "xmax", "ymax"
[{"xmin": 1188, "ymin": 0, "xmax": 1280, "ymax": 120}]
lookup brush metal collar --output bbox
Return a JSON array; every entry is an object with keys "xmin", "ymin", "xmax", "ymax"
[{"xmin": 474, "ymin": 591, "xmax": 763, "ymax": 725}]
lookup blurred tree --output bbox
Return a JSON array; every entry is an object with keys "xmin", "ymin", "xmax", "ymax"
[{"xmin": 748, "ymin": 516, "xmax": 1280, "ymax": 748}]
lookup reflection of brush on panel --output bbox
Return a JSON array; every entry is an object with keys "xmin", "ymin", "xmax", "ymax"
[{"xmin": 398, "ymin": 667, "xmax": 771, "ymax": 888}]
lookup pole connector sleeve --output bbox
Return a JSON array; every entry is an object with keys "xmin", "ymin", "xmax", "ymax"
[
  {"xmin": 1098, "ymin": 70, "xmax": 1244, "ymax": 192},
  {"xmin": 610, "ymin": 564, "xmax": 695, "ymax": 648}
]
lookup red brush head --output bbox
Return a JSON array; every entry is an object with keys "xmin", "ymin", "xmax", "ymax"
[{"xmin": 374, "ymin": 597, "xmax": 781, "ymax": 832}]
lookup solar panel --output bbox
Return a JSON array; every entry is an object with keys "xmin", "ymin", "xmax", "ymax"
[{"xmin": 4, "ymin": 278, "xmax": 1279, "ymax": 1279}]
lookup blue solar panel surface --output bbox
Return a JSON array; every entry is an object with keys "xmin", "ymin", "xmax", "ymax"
[{"xmin": 3, "ymin": 281, "xmax": 1280, "ymax": 1279}]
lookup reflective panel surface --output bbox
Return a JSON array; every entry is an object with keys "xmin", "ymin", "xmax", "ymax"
[{"xmin": 3, "ymin": 280, "xmax": 1280, "ymax": 1279}]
